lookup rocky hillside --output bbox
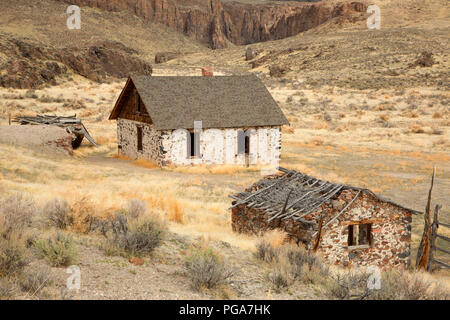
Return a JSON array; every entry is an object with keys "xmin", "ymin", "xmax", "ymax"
[
  {"xmin": 0, "ymin": 35, "xmax": 152, "ymax": 89},
  {"xmin": 64, "ymin": 0, "xmax": 367, "ymax": 48}
]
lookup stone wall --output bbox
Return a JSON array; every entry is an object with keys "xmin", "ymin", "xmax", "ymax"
[
  {"xmin": 231, "ymin": 189, "xmax": 412, "ymax": 269},
  {"xmin": 117, "ymin": 118, "xmax": 171, "ymax": 166},
  {"xmin": 319, "ymin": 190, "xmax": 412, "ymax": 269},
  {"xmin": 117, "ymin": 119, "xmax": 282, "ymax": 166},
  {"xmin": 170, "ymin": 126, "xmax": 282, "ymax": 166}
]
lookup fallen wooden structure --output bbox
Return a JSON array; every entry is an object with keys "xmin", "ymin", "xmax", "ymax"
[
  {"xmin": 13, "ymin": 114, "xmax": 97, "ymax": 148},
  {"xmin": 230, "ymin": 167, "xmax": 419, "ymax": 268}
]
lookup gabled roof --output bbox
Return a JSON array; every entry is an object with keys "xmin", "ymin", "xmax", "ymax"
[
  {"xmin": 109, "ymin": 75, "xmax": 289, "ymax": 130},
  {"xmin": 230, "ymin": 167, "xmax": 420, "ymax": 226}
]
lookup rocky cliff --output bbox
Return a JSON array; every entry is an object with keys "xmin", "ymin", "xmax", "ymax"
[{"xmin": 63, "ymin": 0, "xmax": 367, "ymax": 49}]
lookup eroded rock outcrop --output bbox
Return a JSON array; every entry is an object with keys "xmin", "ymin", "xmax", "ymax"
[
  {"xmin": 0, "ymin": 36, "xmax": 152, "ymax": 88},
  {"xmin": 63, "ymin": 0, "xmax": 367, "ymax": 49}
]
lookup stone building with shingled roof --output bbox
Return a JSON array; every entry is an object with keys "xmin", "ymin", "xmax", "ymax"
[{"xmin": 109, "ymin": 74, "xmax": 289, "ymax": 166}]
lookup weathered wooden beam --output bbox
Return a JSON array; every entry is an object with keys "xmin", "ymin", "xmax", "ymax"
[
  {"xmin": 428, "ymin": 204, "xmax": 441, "ymax": 273},
  {"xmin": 437, "ymin": 222, "xmax": 450, "ymax": 228},
  {"xmin": 432, "ymin": 259, "xmax": 450, "ymax": 269},
  {"xmin": 436, "ymin": 234, "xmax": 450, "ymax": 242},
  {"xmin": 435, "ymin": 246, "xmax": 450, "ymax": 255},
  {"xmin": 416, "ymin": 166, "xmax": 436, "ymax": 270}
]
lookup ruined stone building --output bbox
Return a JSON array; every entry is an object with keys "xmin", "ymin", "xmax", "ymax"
[
  {"xmin": 109, "ymin": 75, "xmax": 289, "ymax": 166},
  {"xmin": 230, "ymin": 167, "xmax": 419, "ymax": 268}
]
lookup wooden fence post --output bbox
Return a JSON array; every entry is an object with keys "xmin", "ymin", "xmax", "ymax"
[
  {"xmin": 427, "ymin": 204, "xmax": 441, "ymax": 273},
  {"xmin": 415, "ymin": 166, "xmax": 436, "ymax": 270}
]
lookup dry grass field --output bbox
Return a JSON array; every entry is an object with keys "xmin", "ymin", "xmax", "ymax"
[{"xmin": 0, "ymin": 0, "xmax": 449, "ymax": 300}]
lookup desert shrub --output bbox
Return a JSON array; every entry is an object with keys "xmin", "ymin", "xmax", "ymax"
[
  {"xmin": 100, "ymin": 213, "xmax": 164, "ymax": 257},
  {"xmin": 369, "ymin": 271, "xmax": 449, "ymax": 300},
  {"xmin": 18, "ymin": 265, "xmax": 52, "ymax": 295},
  {"xmin": 0, "ymin": 278, "xmax": 17, "ymax": 300},
  {"xmin": 127, "ymin": 199, "xmax": 147, "ymax": 219},
  {"xmin": 33, "ymin": 232, "xmax": 78, "ymax": 267},
  {"xmin": 285, "ymin": 245, "xmax": 320, "ymax": 278},
  {"xmin": 24, "ymin": 90, "xmax": 38, "ymax": 99},
  {"xmin": 267, "ymin": 267, "xmax": 289, "ymax": 293},
  {"xmin": 325, "ymin": 269, "xmax": 450, "ymax": 300},
  {"xmin": 254, "ymin": 230, "xmax": 286, "ymax": 263},
  {"xmin": 326, "ymin": 271, "xmax": 370, "ymax": 300},
  {"xmin": 0, "ymin": 238, "xmax": 29, "ymax": 277},
  {"xmin": 185, "ymin": 246, "xmax": 233, "ymax": 291},
  {"xmin": 0, "ymin": 193, "xmax": 36, "ymax": 239},
  {"xmin": 43, "ymin": 198, "xmax": 72, "ymax": 229},
  {"xmin": 69, "ymin": 196, "xmax": 97, "ymax": 234},
  {"xmin": 255, "ymin": 240, "xmax": 280, "ymax": 263},
  {"xmin": 285, "ymin": 246, "xmax": 329, "ymax": 285}
]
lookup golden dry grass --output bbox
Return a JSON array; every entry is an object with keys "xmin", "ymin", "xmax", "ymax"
[
  {"xmin": 167, "ymin": 164, "xmax": 262, "ymax": 175},
  {"xmin": 133, "ymin": 159, "xmax": 160, "ymax": 170},
  {"xmin": 164, "ymin": 196, "xmax": 185, "ymax": 224}
]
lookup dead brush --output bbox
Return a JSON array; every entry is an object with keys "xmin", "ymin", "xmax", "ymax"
[
  {"xmin": 0, "ymin": 193, "xmax": 36, "ymax": 240},
  {"xmin": 284, "ymin": 245, "xmax": 329, "ymax": 285},
  {"xmin": 43, "ymin": 198, "xmax": 72, "ymax": 229},
  {"xmin": 370, "ymin": 270, "xmax": 449, "ymax": 300},
  {"xmin": 255, "ymin": 230, "xmax": 286, "ymax": 263},
  {"xmin": 267, "ymin": 266, "xmax": 289, "ymax": 293},
  {"xmin": 255, "ymin": 240, "xmax": 280, "ymax": 263},
  {"xmin": 19, "ymin": 265, "xmax": 52, "ymax": 296},
  {"xmin": 127, "ymin": 199, "xmax": 147, "ymax": 219},
  {"xmin": 0, "ymin": 237, "xmax": 29, "ymax": 278},
  {"xmin": 326, "ymin": 271, "xmax": 371, "ymax": 300},
  {"xmin": 98, "ymin": 212, "xmax": 165, "ymax": 257},
  {"xmin": 0, "ymin": 278, "xmax": 17, "ymax": 300},
  {"xmin": 184, "ymin": 244, "xmax": 233, "ymax": 291},
  {"xmin": 69, "ymin": 196, "xmax": 98, "ymax": 234}
]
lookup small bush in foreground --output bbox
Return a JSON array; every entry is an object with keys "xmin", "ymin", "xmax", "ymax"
[
  {"xmin": 255, "ymin": 240, "xmax": 280, "ymax": 263},
  {"xmin": 267, "ymin": 267, "xmax": 289, "ymax": 293},
  {"xmin": 0, "ymin": 278, "xmax": 17, "ymax": 300},
  {"xmin": 43, "ymin": 198, "xmax": 72, "ymax": 229},
  {"xmin": 127, "ymin": 199, "xmax": 147, "ymax": 219},
  {"xmin": 325, "ymin": 269, "xmax": 450, "ymax": 300},
  {"xmin": 185, "ymin": 246, "xmax": 233, "ymax": 291},
  {"xmin": 100, "ymin": 213, "xmax": 164, "ymax": 257},
  {"xmin": 33, "ymin": 232, "xmax": 78, "ymax": 267},
  {"xmin": 19, "ymin": 265, "xmax": 52, "ymax": 295},
  {"xmin": 255, "ymin": 230, "xmax": 286, "ymax": 263},
  {"xmin": 0, "ymin": 238, "xmax": 28, "ymax": 278},
  {"xmin": 0, "ymin": 193, "xmax": 36, "ymax": 239}
]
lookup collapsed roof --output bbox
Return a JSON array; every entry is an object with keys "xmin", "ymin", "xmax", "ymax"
[{"xmin": 230, "ymin": 167, "xmax": 420, "ymax": 226}]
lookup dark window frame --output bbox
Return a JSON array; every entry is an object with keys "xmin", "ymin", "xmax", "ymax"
[
  {"xmin": 347, "ymin": 223, "xmax": 372, "ymax": 248},
  {"xmin": 244, "ymin": 135, "xmax": 250, "ymax": 155},
  {"xmin": 137, "ymin": 126, "xmax": 143, "ymax": 152}
]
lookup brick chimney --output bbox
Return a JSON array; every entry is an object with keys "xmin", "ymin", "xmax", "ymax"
[{"xmin": 201, "ymin": 67, "xmax": 213, "ymax": 76}]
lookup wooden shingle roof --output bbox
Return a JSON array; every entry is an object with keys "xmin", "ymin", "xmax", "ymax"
[{"xmin": 109, "ymin": 75, "xmax": 289, "ymax": 130}]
